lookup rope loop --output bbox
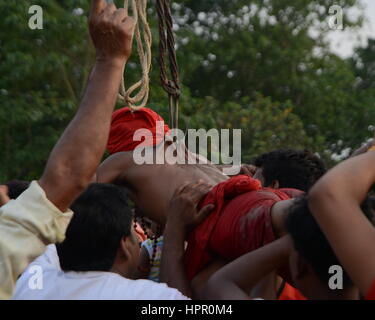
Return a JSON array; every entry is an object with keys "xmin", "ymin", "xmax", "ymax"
[{"xmin": 119, "ymin": 0, "xmax": 152, "ymax": 111}]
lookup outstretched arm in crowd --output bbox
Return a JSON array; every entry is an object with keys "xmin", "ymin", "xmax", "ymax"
[
  {"xmin": 0, "ymin": 0, "xmax": 135, "ymax": 299},
  {"xmin": 160, "ymin": 181, "xmax": 214, "ymax": 298},
  {"xmin": 40, "ymin": 0, "xmax": 135, "ymax": 212},
  {"xmin": 200, "ymin": 236, "xmax": 291, "ymax": 300},
  {"xmin": 309, "ymin": 141, "xmax": 375, "ymax": 297}
]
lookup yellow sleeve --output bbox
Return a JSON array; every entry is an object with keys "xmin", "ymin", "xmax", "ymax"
[{"xmin": 0, "ymin": 181, "xmax": 73, "ymax": 300}]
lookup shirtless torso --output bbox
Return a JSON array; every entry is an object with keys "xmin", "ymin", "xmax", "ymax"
[
  {"xmin": 97, "ymin": 143, "xmax": 296, "ymax": 297},
  {"xmin": 97, "ymin": 144, "xmax": 228, "ymax": 225}
]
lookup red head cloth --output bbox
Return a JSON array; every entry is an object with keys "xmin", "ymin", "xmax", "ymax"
[{"xmin": 107, "ymin": 107, "xmax": 170, "ymax": 154}]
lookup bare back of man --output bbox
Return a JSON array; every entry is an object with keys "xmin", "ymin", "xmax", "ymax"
[
  {"xmin": 97, "ymin": 126, "xmax": 297, "ymax": 297},
  {"xmin": 97, "ymin": 142, "xmax": 228, "ymax": 225}
]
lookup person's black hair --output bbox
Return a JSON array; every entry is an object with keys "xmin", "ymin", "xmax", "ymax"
[
  {"xmin": 253, "ymin": 149, "xmax": 326, "ymax": 192},
  {"xmin": 286, "ymin": 195, "xmax": 375, "ymax": 287},
  {"xmin": 361, "ymin": 195, "xmax": 375, "ymax": 225},
  {"xmin": 5, "ymin": 180, "xmax": 30, "ymax": 199},
  {"xmin": 56, "ymin": 183, "xmax": 133, "ymax": 272}
]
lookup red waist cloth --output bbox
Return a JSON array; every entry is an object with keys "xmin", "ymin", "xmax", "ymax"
[{"xmin": 184, "ymin": 175, "xmax": 302, "ymax": 280}]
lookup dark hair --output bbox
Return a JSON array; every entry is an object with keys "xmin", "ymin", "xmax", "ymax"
[
  {"xmin": 361, "ymin": 196, "xmax": 375, "ymax": 225},
  {"xmin": 5, "ymin": 180, "xmax": 30, "ymax": 199},
  {"xmin": 253, "ymin": 149, "xmax": 326, "ymax": 192},
  {"xmin": 56, "ymin": 183, "xmax": 133, "ymax": 272},
  {"xmin": 286, "ymin": 196, "xmax": 375, "ymax": 286}
]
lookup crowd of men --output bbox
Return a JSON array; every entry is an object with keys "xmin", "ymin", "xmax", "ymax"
[{"xmin": 1, "ymin": 0, "xmax": 375, "ymax": 300}]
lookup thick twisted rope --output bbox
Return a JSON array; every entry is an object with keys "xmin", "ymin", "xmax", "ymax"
[
  {"xmin": 156, "ymin": 0, "xmax": 181, "ymax": 129},
  {"xmin": 119, "ymin": 0, "xmax": 152, "ymax": 110}
]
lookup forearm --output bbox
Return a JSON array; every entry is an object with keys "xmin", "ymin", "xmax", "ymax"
[
  {"xmin": 202, "ymin": 237, "xmax": 290, "ymax": 300},
  {"xmin": 309, "ymin": 151, "xmax": 375, "ymax": 236},
  {"xmin": 160, "ymin": 226, "xmax": 192, "ymax": 298},
  {"xmin": 312, "ymin": 152, "xmax": 375, "ymax": 205},
  {"xmin": 40, "ymin": 58, "xmax": 126, "ymax": 211},
  {"xmin": 309, "ymin": 151, "xmax": 375, "ymax": 295}
]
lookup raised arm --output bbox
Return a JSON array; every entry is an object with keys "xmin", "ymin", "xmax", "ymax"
[
  {"xmin": 39, "ymin": 0, "xmax": 135, "ymax": 211},
  {"xmin": 0, "ymin": 1, "xmax": 135, "ymax": 300},
  {"xmin": 309, "ymin": 143, "xmax": 375, "ymax": 296},
  {"xmin": 201, "ymin": 236, "xmax": 291, "ymax": 300}
]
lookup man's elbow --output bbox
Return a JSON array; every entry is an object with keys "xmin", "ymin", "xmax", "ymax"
[
  {"xmin": 41, "ymin": 165, "xmax": 92, "ymax": 194},
  {"xmin": 308, "ymin": 178, "xmax": 337, "ymax": 214}
]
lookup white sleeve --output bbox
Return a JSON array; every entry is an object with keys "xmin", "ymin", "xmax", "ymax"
[{"xmin": 0, "ymin": 181, "xmax": 73, "ymax": 300}]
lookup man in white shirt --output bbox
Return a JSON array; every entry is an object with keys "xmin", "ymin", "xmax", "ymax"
[
  {"xmin": 13, "ymin": 180, "xmax": 215, "ymax": 300},
  {"xmin": 13, "ymin": 183, "xmax": 206, "ymax": 300},
  {"xmin": 14, "ymin": 243, "xmax": 187, "ymax": 300},
  {"xmin": 0, "ymin": 0, "xmax": 136, "ymax": 299}
]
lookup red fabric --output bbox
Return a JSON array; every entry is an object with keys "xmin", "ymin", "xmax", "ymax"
[
  {"xmin": 365, "ymin": 280, "xmax": 375, "ymax": 300},
  {"xmin": 107, "ymin": 107, "xmax": 170, "ymax": 154},
  {"xmin": 278, "ymin": 283, "xmax": 307, "ymax": 300},
  {"xmin": 184, "ymin": 176, "xmax": 303, "ymax": 280}
]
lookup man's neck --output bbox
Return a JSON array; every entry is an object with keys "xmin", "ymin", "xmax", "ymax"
[{"xmin": 110, "ymin": 264, "xmax": 134, "ymax": 280}]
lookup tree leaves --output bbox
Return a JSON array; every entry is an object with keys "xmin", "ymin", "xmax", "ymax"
[{"xmin": 0, "ymin": 0, "xmax": 373, "ymax": 181}]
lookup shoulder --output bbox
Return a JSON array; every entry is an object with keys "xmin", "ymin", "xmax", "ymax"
[
  {"xmin": 242, "ymin": 188, "xmax": 302, "ymax": 207},
  {"xmin": 278, "ymin": 188, "xmax": 304, "ymax": 199},
  {"xmin": 233, "ymin": 189, "xmax": 290, "ymax": 210},
  {"xmin": 97, "ymin": 152, "xmax": 134, "ymax": 184},
  {"xmin": 99, "ymin": 152, "xmax": 134, "ymax": 170}
]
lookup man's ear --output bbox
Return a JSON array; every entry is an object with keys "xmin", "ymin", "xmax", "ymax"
[
  {"xmin": 119, "ymin": 236, "xmax": 133, "ymax": 261},
  {"xmin": 270, "ymin": 180, "xmax": 280, "ymax": 189}
]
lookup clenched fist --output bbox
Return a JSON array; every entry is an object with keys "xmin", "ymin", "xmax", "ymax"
[{"xmin": 89, "ymin": 0, "xmax": 135, "ymax": 63}]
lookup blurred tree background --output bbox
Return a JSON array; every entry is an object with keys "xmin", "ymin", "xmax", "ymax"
[{"xmin": 0, "ymin": 0, "xmax": 374, "ymax": 181}]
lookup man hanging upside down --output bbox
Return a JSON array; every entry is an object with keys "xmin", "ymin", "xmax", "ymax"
[{"xmin": 97, "ymin": 107, "xmax": 326, "ymax": 295}]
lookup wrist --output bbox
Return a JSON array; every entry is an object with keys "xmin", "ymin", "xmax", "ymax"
[
  {"xmin": 164, "ymin": 222, "xmax": 186, "ymax": 244},
  {"xmin": 95, "ymin": 56, "xmax": 127, "ymax": 69}
]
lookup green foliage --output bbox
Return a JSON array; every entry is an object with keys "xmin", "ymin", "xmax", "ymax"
[
  {"xmin": 0, "ymin": 0, "xmax": 374, "ymax": 182},
  {"xmin": 184, "ymin": 94, "xmax": 312, "ymax": 163}
]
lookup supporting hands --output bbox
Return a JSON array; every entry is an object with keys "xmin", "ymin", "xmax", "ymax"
[
  {"xmin": 166, "ymin": 180, "xmax": 214, "ymax": 237},
  {"xmin": 160, "ymin": 180, "xmax": 214, "ymax": 298},
  {"xmin": 239, "ymin": 164, "xmax": 257, "ymax": 177}
]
